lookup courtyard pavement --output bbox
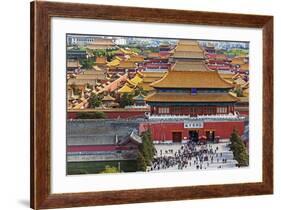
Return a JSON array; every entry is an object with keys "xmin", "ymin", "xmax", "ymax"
[{"xmin": 150, "ymin": 142, "xmax": 238, "ymax": 172}]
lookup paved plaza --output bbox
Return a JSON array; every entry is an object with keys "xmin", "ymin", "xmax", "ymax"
[{"xmin": 149, "ymin": 142, "xmax": 238, "ymax": 172}]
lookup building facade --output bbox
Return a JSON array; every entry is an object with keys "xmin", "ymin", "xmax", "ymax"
[{"xmin": 140, "ymin": 40, "xmax": 245, "ymax": 143}]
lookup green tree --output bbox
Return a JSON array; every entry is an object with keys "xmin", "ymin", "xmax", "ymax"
[
  {"xmin": 134, "ymin": 87, "xmax": 147, "ymax": 96},
  {"xmin": 76, "ymin": 111, "xmax": 106, "ymax": 119},
  {"xmin": 234, "ymin": 87, "xmax": 243, "ymax": 97},
  {"xmin": 119, "ymin": 93, "xmax": 134, "ymax": 108},
  {"xmin": 79, "ymin": 58, "xmax": 95, "ymax": 69},
  {"xmin": 229, "ymin": 130, "xmax": 249, "ymax": 167},
  {"xmin": 131, "ymin": 47, "xmax": 142, "ymax": 54},
  {"xmin": 139, "ymin": 130, "xmax": 155, "ymax": 166},
  {"xmin": 91, "ymin": 111, "xmax": 106, "ymax": 119},
  {"xmin": 100, "ymin": 165, "xmax": 119, "ymax": 173},
  {"xmin": 89, "ymin": 94, "xmax": 102, "ymax": 108},
  {"xmin": 136, "ymin": 152, "xmax": 147, "ymax": 171}
]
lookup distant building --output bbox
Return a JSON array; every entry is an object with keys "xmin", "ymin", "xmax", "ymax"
[
  {"xmin": 67, "ymin": 69, "xmax": 107, "ymax": 104},
  {"xmin": 67, "ymin": 35, "xmax": 95, "ymax": 46},
  {"xmin": 204, "ymin": 43, "xmax": 216, "ymax": 54},
  {"xmin": 86, "ymin": 38, "xmax": 116, "ymax": 50},
  {"xmin": 139, "ymin": 41, "xmax": 245, "ymax": 143},
  {"xmin": 145, "ymin": 71, "xmax": 237, "ymax": 116},
  {"xmin": 170, "ymin": 40, "xmax": 205, "ymax": 62},
  {"xmin": 114, "ymin": 38, "xmax": 127, "ymax": 46},
  {"xmin": 133, "ymin": 93, "xmax": 146, "ymax": 106},
  {"xmin": 231, "ymin": 56, "xmax": 249, "ymax": 74},
  {"xmin": 67, "ymin": 59, "xmax": 81, "ymax": 72},
  {"xmin": 67, "ymin": 120, "xmax": 142, "ymax": 172},
  {"xmin": 95, "ymin": 56, "xmax": 107, "ymax": 66},
  {"xmin": 143, "ymin": 52, "xmax": 170, "ymax": 72},
  {"xmin": 139, "ymin": 72, "xmax": 166, "ymax": 92},
  {"xmin": 206, "ymin": 54, "xmax": 231, "ymax": 72},
  {"xmin": 141, "ymin": 70, "xmax": 244, "ymax": 143},
  {"xmin": 101, "ymin": 94, "xmax": 118, "ymax": 108},
  {"xmin": 67, "ymin": 48, "xmax": 88, "ymax": 59}
]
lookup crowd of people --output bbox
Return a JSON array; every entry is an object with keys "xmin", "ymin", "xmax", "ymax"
[{"xmin": 149, "ymin": 141, "xmax": 230, "ymax": 171}]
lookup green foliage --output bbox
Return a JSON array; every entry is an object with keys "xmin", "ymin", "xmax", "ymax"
[
  {"xmin": 67, "ymin": 160, "xmax": 137, "ymax": 174},
  {"xmin": 139, "ymin": 130, "xmax": 155, "ymax": 167},
  {"xmin": 224, "ymin": 49, "xmax": 249, "ymax": 57},
  {"xmin": 76, "ymin": 111, "xmax": 106, "ymax": 119},
  {"xmin": 234, "ymin": 87, "xmax": 244, "ymax": 97},
  {"xmin": 89, "ymin": 49, "xmax": 119, "ymax": 61},
  {"xmin": 100, "ymin": 165, "xmax": 119, "ymax": 173},
  {"xmin": 229, "ymin": 129, "xmax": 249, "ymax": 167},
  {"xmin": 89, "ymin": 94, "xmax": 102, "ymax": 108},
  {"xmin": 119, "ymin": 93, "xmax": 134, "ymax": 108},
  {"xmin": 131, "ymin": 47, "xmax": 142, "ymax": 54},
  {"xmin": 136, "ymin": 152, "xmax": 147, "ymax": 171},
  {"xmin": 134, "ymin": 87, "xmax": 147, "ymax": 96},
  {"xmin": 79, "ymin": 58, "xmax": 95, "ymax": 69}
]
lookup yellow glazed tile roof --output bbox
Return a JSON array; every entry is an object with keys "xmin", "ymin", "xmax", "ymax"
[
  {"xmin": 171, "ymin": 61, "xmax": 209, "ymax": 71},
  {"xmin": 151, "ymin": 71, "xmax": 234, "ymax": 89},
  {"xmin": 145, "ymin": 92, "xmax": 239, "ymax": 103},
  {"xmin": 118, "ymin": 84, "xmax": 135, "ymax": 93}
]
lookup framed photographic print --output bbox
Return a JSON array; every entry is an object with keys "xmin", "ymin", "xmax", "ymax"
[{"xmin": 30, "ymin": 1, "xmax": 273, "ymax": 209}]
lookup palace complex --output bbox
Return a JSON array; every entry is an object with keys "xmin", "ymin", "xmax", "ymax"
[{"xmin": 66, "ymin": 37, "xmax": 249, "ymax": 168}]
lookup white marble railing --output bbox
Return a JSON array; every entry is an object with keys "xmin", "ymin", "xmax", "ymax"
[
  {"xmin": 125, "ymin": 105, "xmax": 149, "ymax": 109},
  {"xmin": 147, "ymin": 112, "xmax": 245, "ymax": 121}
]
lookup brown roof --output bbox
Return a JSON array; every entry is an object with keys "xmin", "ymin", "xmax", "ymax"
[
  {"xmin": 128, "ymin": 55, "xmax": 144, "ymax": 62},
  {"xmin": 79, "ymin": 70, "xmax": 105, "ymax": 76},
  {"xmin": 95, "ymin": 57, "xmax": 107, "ymax": 64},
  {"xmin": 171, "ymin": 61, "xmax": 209, "ymax": 71},
  {"xmin": 151, "ymin": 71, "xmax": 234, "ymax": 89},
  {"xmin": 145, "ymin": 92, "xmax": 239, "ymax": 102},
  {"xmin": 240, "ymin": 63, "xmax": 249, "ymax": 71},
  {"xmin": 147, "ymin": 52, "xmax": 160, "ymax": 58},
  {"xmin": 237, "ymin": 96, "xmax": 248, "ymax": 103},
  {"xmin": 67, "ymin": 71, "xmax": 106, "ymax": 86},
  {"xmin": 231, "ymin": 57, "xmax": 247, "ymax": 65},
  {"xmin": 118, "ymin": 61, "xmax": 136, "ymax": 69},
  {"xmin": 220, "ymin": 73, "xmax": 235, "ymax": 79},
  {"xmin": 102, "ymin": 95, "xmax": 115, "ymax": 101},
  {"xmin": 67, "ymin": 59, "xmax": 81, "ymax": 68},
  {"xmin": 67, "ymin": 78, "xmax": 96, "ymax": 86}
]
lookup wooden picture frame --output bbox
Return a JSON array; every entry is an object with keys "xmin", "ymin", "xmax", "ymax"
[{"xmin": 30, "ymin": 1, "xmax": 273, "ymax": 209}]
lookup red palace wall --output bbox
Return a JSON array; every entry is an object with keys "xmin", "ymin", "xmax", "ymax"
[{"xmin": 139, "ymin": 120, "xmax": 244, "ymax": 142}]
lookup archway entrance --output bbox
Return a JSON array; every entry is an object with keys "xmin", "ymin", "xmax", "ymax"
[
  {"xmin": 206, "ymin": 130, "xmax": 215, "ymax": 142},
  {"xmin": 172, "ymin": 132, "xmax": 182, "ymax": 143},
  {"xmin": 189, "ymin": 130, "xmax": 199, "ymax": 142}
]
